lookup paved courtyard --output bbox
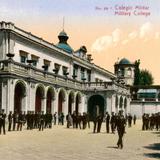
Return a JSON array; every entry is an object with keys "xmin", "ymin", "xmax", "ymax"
[{"xmin": 0, "ymin": 120, "xmax": 159, "ymax": 160}]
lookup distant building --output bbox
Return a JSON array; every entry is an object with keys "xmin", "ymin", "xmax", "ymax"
[
  {"xmin": 130, "ymin": 85, "xmax": 160, "ymax": 118},
  {"xmin": 114, "ymin": 57, "xmax": 160, "ymax": 118},
  {"xmin": 114, "ymin": 58, "xmax": 135, "ymax": 86}
]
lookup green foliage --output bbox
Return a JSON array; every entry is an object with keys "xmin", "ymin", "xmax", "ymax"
[
  {"xmin": 134, "ymin": 59, "xmax": 141, "ymax": 85},
  {"xmin": 139, "ymin": 69, "xmax": 154, "ymax": 85},
  {"xmin": 134, "ymin": 59, "xmax": 154, "ymax": 86}
]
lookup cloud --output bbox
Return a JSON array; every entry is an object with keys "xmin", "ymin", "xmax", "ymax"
[
  {"xmin": 91, "ymin": 22, "xmax": 159, "ymax": 51},
  {"xmin": 91, "ymin": 36, "xmax": 113, "ymax": 52},
  {"xmin": 91, "ymin": 28, "xmax": 121, "ymax": 52},
  {"xmin": 112, "ymin": 28, "xmax": 122, "ymax": 43},
  {"xmin": 139, "ymin": 22, "xmax": 153, "ymax": 39},
  {"xmin": 128, "ymin": 31, "xmax": 137, "ymax": 39}
]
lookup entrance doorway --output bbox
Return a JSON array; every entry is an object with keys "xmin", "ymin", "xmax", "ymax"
[
  {"xmin": 88, "ymin": 95, "xmax": 105, "ymax": 120},
  {"xmin": 14, "ymin": 82, "xmax": 26, "ymax": 113}
]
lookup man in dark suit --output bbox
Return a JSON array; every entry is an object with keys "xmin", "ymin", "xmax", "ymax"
[
  {"xmin": 106, "ymin": 112, "xmax": 110, "ymax": 133},
  {"xmin": 0, "ymin": 109, "xmax": 6, "ymax": 135},
  {"xmin": 110, "ymin": 112, "xmax": 116, "ymax": 133},
  {"xmin": 12, "ymin": 111, "xmax": 18, "ymax": 131},
  {"xmin": 39, "ymin": 111, "xmax": 45, "ymax": 131},
  {"xmin": 97, "ymin": 113, "xmax": 103, "ymax": 133},
  {"xmin": 8, "ymin": 111, "xmax": 13, "ymax": 131},
  {"xmin": 116, "ymin": 110, "xmax": 126, "ymax": 149},
  {"xmin": 17, "ymin": 111, "xmax": 23, "ymax": 131}
]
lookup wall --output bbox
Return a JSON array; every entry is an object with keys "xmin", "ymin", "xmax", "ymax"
[{"xmin": 130, "ymin": 101, "xmax": 160, "ymax": 118}]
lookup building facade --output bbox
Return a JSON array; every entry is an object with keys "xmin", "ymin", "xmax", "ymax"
[{"xmin": 0, "ymin": 21, "xmax": 130, "ymax": 118}]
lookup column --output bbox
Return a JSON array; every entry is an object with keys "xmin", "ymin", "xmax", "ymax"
[
  {"xmin": 54, "ymin": 90, "xmax": 59, "ymax": 113},
  {"xmin": 42, "ymin": 97, "xmax": 46, "ymax": 113},
  {"xmin": 106, "ymin": 92, "xmax": 112, "ymax": 114},
  {"xmin": 51, "ymin": 98, "xmax": 55, "ymax": 114},
  {"xmin": 63, "ymin": 94, "xmax": 68, "ymax": 116}
]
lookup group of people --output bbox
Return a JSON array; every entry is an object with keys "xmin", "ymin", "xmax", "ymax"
[
  {"xmin": 0, "ymin": 108, "xmax": 138, "ymax": 149},
  {"xmin": 66, "ymin": 111, "xmax": 90, "ymax": 129},
  {"xmin": 0, "ymin": 110, "xmax": 54, "ymax": 134},
  {"xmin": 142, "ymin": 112, "xmax": 160, "ymax": 131}
]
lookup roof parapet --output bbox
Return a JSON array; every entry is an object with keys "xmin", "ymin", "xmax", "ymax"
[{"xmin": 0, "ymin": 21, "xmax": 15, "ymax": 30}]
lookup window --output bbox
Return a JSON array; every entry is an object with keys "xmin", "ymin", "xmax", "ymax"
[
  {"xmin": 19, "ymin": 50, "xmax": 29, "ymax": 64},
  {"xmin": 95, "ymin": 78, "xmax": 99, "ymax": 83},
  {"xmin": 31, "ymin": 54, "xmax": 39, "ymax": 67},
  {"xmin": 73, "ymin": 64, "xmax": 78, "ymax": 79},
  {"xmin": 20, "ymin": 55, "xmax": 27, "ymax": 63},
  {"xmin": 43, "ymin": 59, "xmax": 51, "ymax": 71},
  {"xmin": 62, "ymin": 66, "xmax": 68, "ymax": 76},
  {"xmin": 32, "ymin": 60, "xmax": 37, "ymax": 67},
  {"xmin": 87, "ymin": 70, "xmax": 91, "ymax": 82},
  {"xmin": 127, "ymin": 68, "xmax": 132, "ymax": 76},
  {"xmin": 54, "ymin": 63, "xmax": 61, "ymax": 74},
  {"xmin": 81, "ymin": 67, "xmax": 85, "ymax": 80}
]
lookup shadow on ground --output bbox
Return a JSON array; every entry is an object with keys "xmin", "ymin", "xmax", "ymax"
[
  {"xmin": 107, "ymin": 146, "xmax": 118, "ymax": 149},
  {"xmin": 144, "ymin": 143, "xmax": 160, "ymax": 159}
]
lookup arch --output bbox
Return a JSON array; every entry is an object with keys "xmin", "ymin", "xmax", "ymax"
[
  {"xmin": 88, "ymin": 94, "xmax": 105, "ymax": 120},
  {"xmin": 14, "ymin": 80, "xmax": 26, "ymax": 113},
  {"xmin": 46, "ymin": 87, "xmax": 55, "ymax": 113},
  {"xmin": 68, "ymin": 90, "xmax": 74, "ymax": 114},
  {"xmin": 75, "ymin": 92, "xmax": 82, "ymax": 114},
  {"xmin": 35, "ymin": 84, "xmax": 45, "ymax": 113},
  {"xmin": 119, "ymin": 96, "xmax": 123, "ymax": 109},
  {"xmin": 58, "ymin": 88, "xmax": 66, "ymax": 114}
]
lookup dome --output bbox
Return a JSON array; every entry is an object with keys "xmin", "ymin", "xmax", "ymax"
[
  {"xmin": 56, "ymin": 30, "xmax": 73, "ymax": 54},
  {"xmin": 58, "ymin": 31, "xmax": 68, "ymax": 38},
  {"xmin": 119, "ymin": 58, "xmax": 131, "ymax": 65},
  {"xmin": 57, "ymin": 43, "xmax": 73, "ymax": 53}
]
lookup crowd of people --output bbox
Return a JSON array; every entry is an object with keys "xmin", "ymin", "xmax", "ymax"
[
  {"xmin": 3, "ymin": 108, "xmax": 160, "ymax": 149},
  {"xmin": 142, "ymin": 113, "xmax": 160, "ymax": 131},
  {"xmin": 0, "ymin": 110, "xmax": 53, "ymax": 134}
]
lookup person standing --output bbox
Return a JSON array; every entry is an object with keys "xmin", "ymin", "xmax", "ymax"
[
  {"xmin": 110, "ymin": 112, "xmax": 116, "ymax": 134},
  {"xmin": 8, "ymin": 111, "xmax": 13, "ymax": 131},
  {"xmin": 86, "ymin": 112, "xmax": 90, "ymax": 128},
  {"xmin": 17, "ymin": 111, "xmax": 23, "ymax": 131},
  {"xmin": 106, "ymin": 112, "xmax": 110, "ymax": 133},
  {"xmin": 93, "ymin": 115, "xmax": 98, "ymax": 133},
  {"xmin": 97, "ymin": 113, "xmax": 103, "ymax": 133},
  {"xmin": 133, "ymin": 115, "xmax": 137, "ymax": 125},
  {"xmin": 39, "ymin": 111, "xmax": 45, "ymax": 131},
  {"xmin": 53, "ymin": 112, "xmax": 57, "ymax": 125},
  {"xmin": 61, "ymin": 112, "xmax": 64, "ymax": 125},
  {"xmin": 116, "ymin": 110, "xmax": 126, "ymax": 149},
  {"xmin": 12, "ymin": 111, "xmax": 18, "ymax": 131},
  {"xmin": 128, "ymin": 114, "xmax": 132, "ymax": 127},
  {"xmin": 82, "ymin": 112, "xmax": 87, "ymax": 129},
  {"xmin": 66, "ymin": 113, "xmax": 72, "ymax": 128},
  {"xmin": 0, "ymin": 109, "xmax": 6, "ymax": 135}
]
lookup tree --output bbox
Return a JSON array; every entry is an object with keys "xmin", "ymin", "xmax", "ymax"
[
  {"xmin": 134, "ymin": 59, "xmax": 141, "ymax": 85},
  {"xmin": 139, "ymin": 69, "xmax": 154, "ymax": 85}
]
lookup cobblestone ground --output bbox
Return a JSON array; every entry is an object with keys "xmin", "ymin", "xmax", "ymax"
[{"xmin": 0, "ymin": 120, "xmax": 159, "ymax": 160}]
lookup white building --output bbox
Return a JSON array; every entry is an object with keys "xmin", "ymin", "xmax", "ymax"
[{"xmin": 0, "ymin": 21, "xmax": 130, "ymax": 118}]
